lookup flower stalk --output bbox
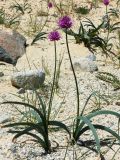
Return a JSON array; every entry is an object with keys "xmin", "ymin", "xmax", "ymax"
[
  {"xmin": 104, "ymin": 0, "xmax": 110, "ymax": 44},
  {"xmin": 47, "ymin": 31, "xmax": 60, "ymax": 121},
  {"xmin": 65, "ymin": 31, "xmax": 80, "ymax": 129},
  {"xmin": 47, "ymin": 41, "xmax": 57, "ymax": 121},
  {"xmin": 58, "ymin": 15, "xmax": 80, "ymax": 135}
]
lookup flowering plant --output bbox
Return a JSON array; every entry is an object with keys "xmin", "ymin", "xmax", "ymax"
[
  {"xmin": 103, "ymin": 0, "xmax": 110, "ymax": 6},
  {"xmin": 58, "ymin": 16, "xmax": 73, "ymax": 29},
  {"xmin": 48, "ymin": 31, "xmax": 61, "ymax": 41}
]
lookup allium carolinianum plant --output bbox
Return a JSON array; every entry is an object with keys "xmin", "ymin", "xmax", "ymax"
[
  {"xmin": 1, "ymin": 30, "xmax": 70, "ymax": 154},
  {"xmin": 58, "ymin": 16, "xmax": 120, "ymax": 157},
  {"xmin": 103, "ymin": 0, "xmax": 110, "ymax": 14},
  {"xmin": 58, "ymin": 16, "xmax": 80, "ymax": 136},
  {"xmin": 48, "ymin": 31, "xmax": 61, "ymax": 120}
]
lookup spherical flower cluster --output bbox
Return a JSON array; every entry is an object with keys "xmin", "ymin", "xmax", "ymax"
[
  {"xmin": 48, "ymin": 31, "xmax": 61, "ymax": 41},
  {"xmin": 48, "ymin": 2, "xmax": 53, "ymax": 8},
  {"xmin": 58, "ymin": 16, "xmax": 73, "ymax": 29},
  {"xmin": 103, "ymin": 0, "xmax": 109, "ymax": 5}
]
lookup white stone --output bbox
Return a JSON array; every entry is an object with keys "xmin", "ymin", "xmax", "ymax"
[
  {"xmin": 11, "ymin": 69, "xmax": 45, "ymax": 89},
  {"xmin": 73, "ymin": 57, "xmax": 98, "ymax": 72}
]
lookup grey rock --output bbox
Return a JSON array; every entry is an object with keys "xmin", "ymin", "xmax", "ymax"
[
  {"xmin": 11, "ymin": 69, "xmax": 45, "ymax": 89},
  {"xmin": 0, "ymin": 28, "xmax": 26, "ymax": 64},
  {"xmin": 0, "ymin": 47, "xmax": 16, "ymax": 65},
  {"xmin": 0, "ymin": 71, "xmax": 4, "ymax": 77},
  {"xmin": 73, "ymin": 57, "xmax": 98, "ymax": 72}
]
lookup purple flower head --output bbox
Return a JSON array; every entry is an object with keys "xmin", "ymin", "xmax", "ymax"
[
  {"xmin": 58, "ymin": 16, "xmax": 73, "ymax": 29},
  {"xmin": 48, "ymin": 2, "xmax": 53, "ymax": 8},
  {"xmin": 48, "ymin": 31, "xmax": 61, "ymax": 41},
  {"xmin": 103, "ymin": 0, "xmax": 109, "ymax": 5}
]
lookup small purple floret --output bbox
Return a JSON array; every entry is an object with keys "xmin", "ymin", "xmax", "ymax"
[
  {"xmin": 103, "ymin": 0, "xmax": 109, "ymax": 5},
  {"xmin": 48, "ymin": 31, "xmax": 61, "ymax": 41},
  {"xmin": 58, "ymin": 16, "xmax": 73, "ymax": 29},
  {"xmin": 48, "ymin": 2, "xmax": 53, "ymax": 8}
]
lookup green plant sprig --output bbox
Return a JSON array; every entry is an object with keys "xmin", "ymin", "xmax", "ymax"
[
  {"xmin": 10, "ymin": 0, "xmax": 32, "ymax": 15},
  {"xmin": 1, "ymin": 98, "xmax": 70, "ymax": 154}
]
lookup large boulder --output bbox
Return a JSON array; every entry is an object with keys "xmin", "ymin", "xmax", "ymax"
[
  {"xmin": 0, "ymin": 47, "xmax": 16, "ymax": 65},
  {"xmin": 0, "ymin": 27, "xmax": 26, "ymax": 64},
  {"xmin": 11, "ymin": 69, "xmax": 45, "ymax": 89}
]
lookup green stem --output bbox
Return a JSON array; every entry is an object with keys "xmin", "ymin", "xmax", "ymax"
[
  {"xmin": 106, "ymin": 5, "xmax": 108, "ymax": 15},
  {"xmin": 65, "ymin": 31, "xmax": 80, "ymax": 127},
  {"xmin": 47, "ymin": 41, "xmax": 57, "ymax": 121},
  {"xmin": 106, "ymin": 6, "xmax": 110, "ymax": 44},
  {"xmin": 94, "ymin": 0, "xmax": 97, "ymax": 9},
  {"xmin": 106, "ymin": 26, "xmax": 110, "ymax": 43}
]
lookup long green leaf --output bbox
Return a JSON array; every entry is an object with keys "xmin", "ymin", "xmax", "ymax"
[
  {"xmin": 77, "ymin": 116, "xmax": 101, "ymax": 153},
  {"xmin": 83, "ymin": 18, "xmax": 96, "ymax": 29},
  {"xmin": 13, "ymin": 131, "xmax": 47, "ymax": 149},
  {"xmin": 87, "ymin": 110, "xmax": 120, "ymax": 119},
  {"xmin": 2, "ymin": 122, "xmax": 34, "ymax": 128},
  {"xmin": 19, "ymin": 110, "xmax": 42, "ymax": 123},
  {"xmin": 12, "ymin": 123, "xmax": 47, "ymax": 141},
  {"xmin": 79, "ymin": 124, "xmax": 120, "ymax": 143},
  {"xmin": 49, "ymin": 120, "xmax": 71, "ymax": 136},
  {"xmin": 75, "ymin": 110, "xmax": 120, "ymax": 139},
  {"xmin": 2, "ymin": 101, "xmax": 45, "ymax": 122},
  {"xmin": 35, "ymin": 91, "xmax": 47, "ymax": 118},
  {"xmin": 31, "ymin": 32, "xmax": 47, "ymax": 45},
  {"xmin": 77, "ymin": 110, "xmax": 120, "ymax": 135},
  {"xmin": 80, "ymin": 91, "xmax": 98, "ymax": 116}
]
